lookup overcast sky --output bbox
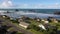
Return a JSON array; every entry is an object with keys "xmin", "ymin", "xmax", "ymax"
[{"xmin": 0, "ymin": 0, "xmax": 60, "ymax": 9}]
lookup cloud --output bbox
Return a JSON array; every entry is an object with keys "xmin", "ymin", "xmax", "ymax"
[
  {"xmin": 47, "ymin": 3, "xmax": 60, "ymax": 9},
  {"xmin": 0, "ymin": 0, "xmax": 13, "ymax": 8},
  {"xmin": 18, "ymin": 4, "xmax": 45, "ymax": 8},
  {"xmin": 16, "ymin": 3, "xmax": 60, "ymax": 9},
  {"xmin": 0, "ymin": 0, "xmax": 60, "ymax": 9}
]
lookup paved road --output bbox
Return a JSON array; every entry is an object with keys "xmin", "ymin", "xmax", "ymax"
[{"xmin": 0, "ymin": 17, "xmax": 33, "ymax": 34}]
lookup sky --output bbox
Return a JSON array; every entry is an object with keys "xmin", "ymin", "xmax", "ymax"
[{"xmin": 0, "ymin": 0, "xmax": 60, "ymax": 9}]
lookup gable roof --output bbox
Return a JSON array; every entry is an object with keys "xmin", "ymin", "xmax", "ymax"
[{"xmin": 20, "ymin": 22, "xmax": 29, "ymax": 26}]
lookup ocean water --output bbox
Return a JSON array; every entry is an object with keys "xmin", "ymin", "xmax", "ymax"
[{"xmin": 0, "ymin": 9, "xmax": 60, "ymax": 19}]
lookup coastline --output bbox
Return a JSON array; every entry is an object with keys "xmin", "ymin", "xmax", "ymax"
[
  {"xmin": 0, "ymin": 11, "xmax": 60, "ymax": 20},
  {"xmin": 0, "ymin": 9, "xmax": 60, "ymax": 20}
]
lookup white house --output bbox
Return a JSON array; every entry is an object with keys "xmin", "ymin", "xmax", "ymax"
[
  {"xmin": 19, "ymin": 22, "xmax": 29, "ymax": 29},
  {"xmin": 2, "ymin": 15, "xmax": 7, "ymax": 18},
  {"xmin": 38, "ymin": 24, "xmax": 46, "ymax": 30},
  {"xmin": 44, "ymin": 20, "xmax": 49, "ymax": 24},
  {"xmin": 2, "ymin": 15, "xmax": 9, "ymax": 18},
  {"xmin": 10, "ymin": 17, "xmax": 13, "ymax": 20},
  {"xmin": 36, "ymin": 18, "xmax": 41, "ymax": 22},
  {"xmin": 41, "ymin": 19, "xmax": 45, "ymax": 22}
]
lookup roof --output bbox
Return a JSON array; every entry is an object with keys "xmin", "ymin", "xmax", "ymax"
[
  {"xmin": 20, "ymin": 22, "xmax": 29, "ymax": 26},
  {"xmin": 39, "ymin": 24, "xmax": 46, "ymax": 30}
]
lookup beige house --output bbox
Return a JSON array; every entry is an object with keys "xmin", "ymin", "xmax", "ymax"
[
  {"xmin": 19, "ymin": 22, "xmax": 29, "ymax": 29},
  {"xmin": 36, "ymin": 18, "xmax": 41, "ymax": 22},
  {"xmin": 2, "ymin": 15, "xmax": 7, "ymax": 18},
  {"xmin": 50, "ymin": 18, "xmax": 58, "ymax": 23},
  {"xmin": 44, "ymin": 20, "xmax": 49, "ymax": 23},
  {"xmin": 41, "ymin": 19, "xmax": 45, "ymax": 22},
  {"xmin": 53, "ymin": 19, "xmax": 58, "ymax": 23}
]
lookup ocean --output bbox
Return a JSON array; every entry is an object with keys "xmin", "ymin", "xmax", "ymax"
[
  {"xmin": 0, "ymin": 9, "xmax": 60, "ymax": 14},
  {"xmin": 0, "ymin": 9, "xmax": 60, "ymax": 19}
]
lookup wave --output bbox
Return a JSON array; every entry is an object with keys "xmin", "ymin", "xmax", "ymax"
[
  {"xmin": 5, "ymin": 11, "xmax": 60, "ymax": 19},
  {"xmin": 0, "ymin": 11, "xmax": 60, "ymax": 19},
  {"xmin": 16, "ymin": 11, "xmax": 60, "ymax": 16}
]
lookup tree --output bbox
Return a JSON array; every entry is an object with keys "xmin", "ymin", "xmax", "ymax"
[
  {"xmin": 43, "ymin": 26, "xmax": 57, "ymax": 34},
  {"xmin": 11, "ymin": 31, "xmax": 23, "ymax": 34},
  {"xmin": 0, "ymin": 25, "xmax": 11, "ymax": 34},
  {"xmin": 29, "ymin": 24, "xmax": 40, "ymax": 31}
]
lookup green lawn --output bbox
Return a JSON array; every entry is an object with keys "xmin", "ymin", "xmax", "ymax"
[
  {"xmin": 4, "ymin": 17, "xmax": 60, "ymax": 34},
  {"xmin": 29, "ymin": 20, "xmax": 40, "ymax": 26},
  {"xmin": 29, "ymin": 29, "xmax": 44, "ymax": 34}
]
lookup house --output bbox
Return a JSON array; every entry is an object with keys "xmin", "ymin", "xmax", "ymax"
[
  {"xmin": 43, "ymin": 24, "xmax": 57, "ymax": 30},
  {"xmin": 34, "ymin": 18, "xmax": 41, "ymax": 22},
  {"xmin": 19, "ymin": 22, "xmax": 29, "ymax": 29},
  {"xmin": 2, "ymin": 15, "xmax": 10, "ymax": 19},
  {"xmin": 47, "ymin": 17, "xmax": 58, "ymax": 23},
  {"xmin": 47, "ymin": 17, "xmax": 54, "ymax": 22},
  {"xmin": 49, "ymin": 18, "xmax": 58, "ymax": 23},
  {"xmin": 53, "ymin": 19, "xmax": 58, "ymax": 23},
  {"xmin": 10, "ymin": 17, "xmax": 13, "ymax": 20},
  {"xmin": 18, "ymin": 17, "xmax": 30, "ymax": 29},
  {"xmin": 20, "ymin": 16, "xmax": 31, "ymax": 21},
  {"xmin": 2, "ymin": 15, "xmax": 7, "ymax": 18},
  {"xmin": 38, "ymin": 24, "xmax": 46, "ymax": 30},
  {"xmin": 41, "ymin": 19, "xmax": 49, "ymax": 23},
  {"xmin": 41, "ymin": 19, "xmax": 45, "ymax": 22},
  {"xmin": 18, "ymin": 18, "xmax": 23, "ymax": 22},
  {"xmin": 39, "ymin": 24, "xmax": 57, "ymax": 31},
  {"xmin": 36, "ymin": 18, "xmax": 41, "ymax": 22},
  {"xmin": 44, "ymin": 20, "xmax": 49, "ymax": 24}
]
